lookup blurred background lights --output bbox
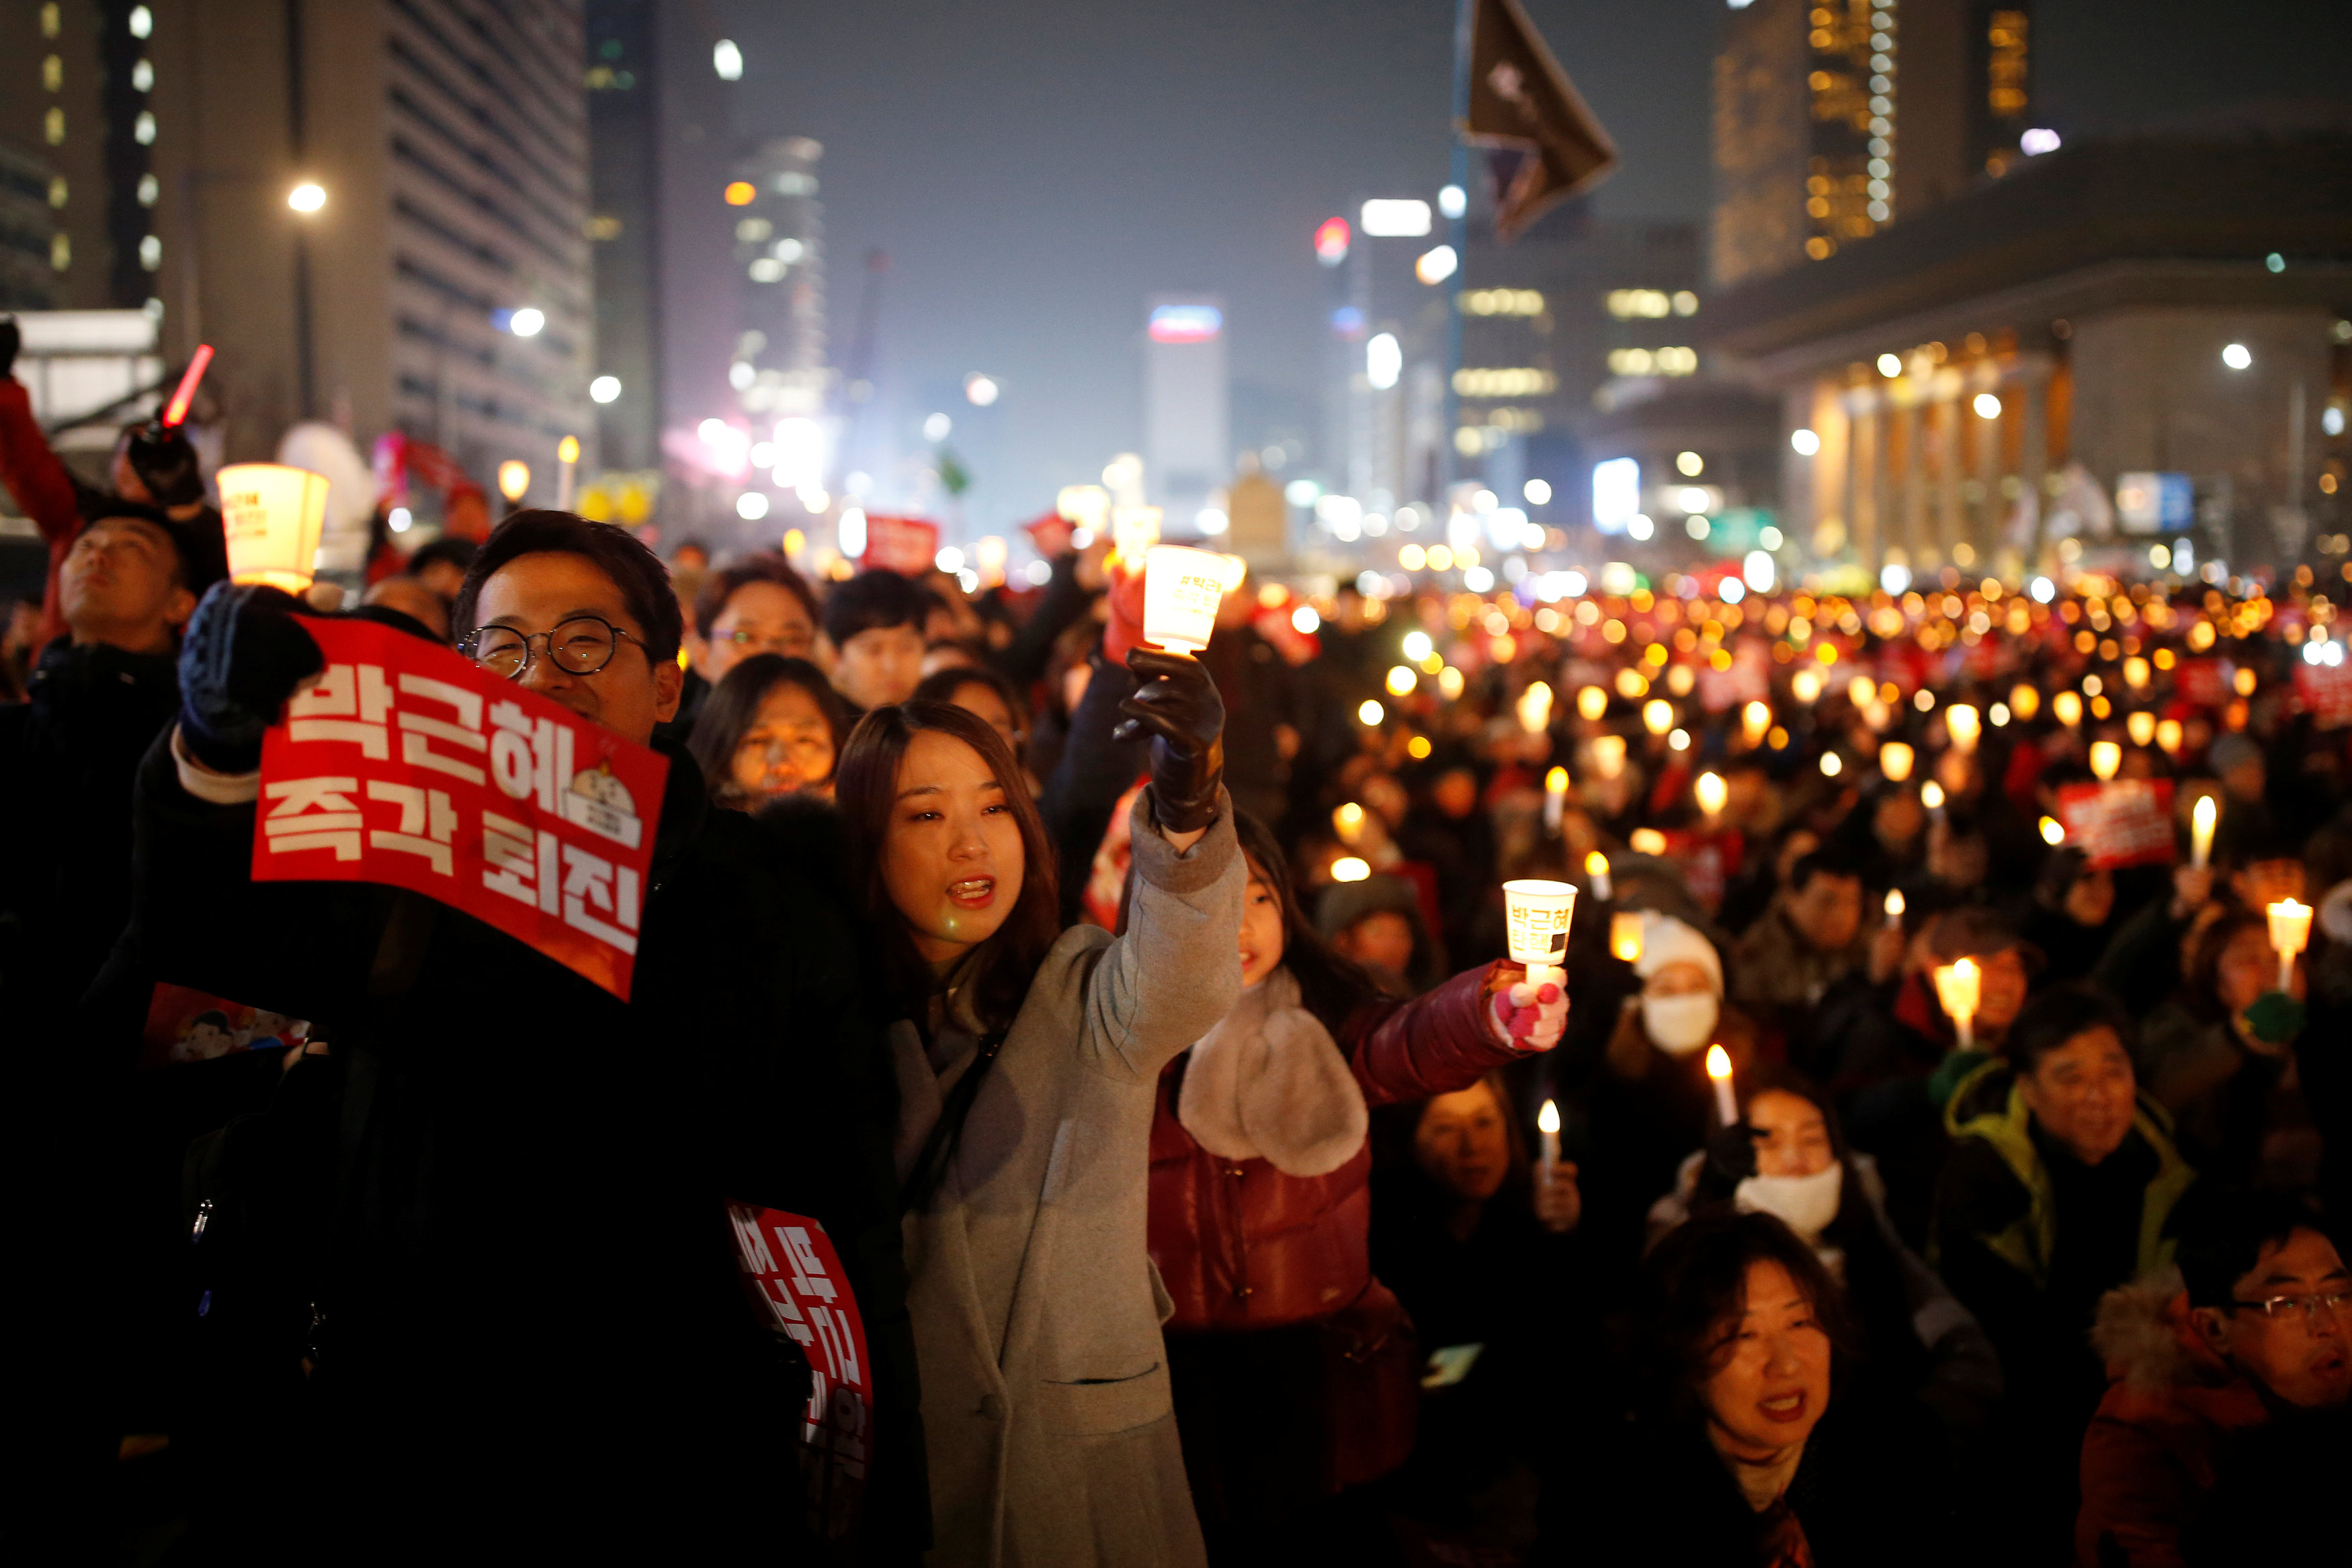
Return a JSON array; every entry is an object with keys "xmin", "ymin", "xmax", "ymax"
[
  {"xmin": 1876, "ymin": 353, "xmax": 1902, "ymax": 377},
  {"xmin": 1675, "ymin": 451, "xmax": 1704, "ymax": 476},
  {"xmin": 736, "ymin": 492, "xmax": 769, "ymax": 521},
  {"xmin": 1523, "ymin": 478, "xmax": 1552, "ymax": 505},
  {"xmin": 1359, "ymin": 198, "xmax": 1432, "ymax": 236},
  {"xmin": 1415, "ymin": 245, "xmax": 1459, "ymax": 284},
  {"xmin": 288, "ymin": 182, "xmax": 327, "ymax": 213},
  {"xmin": 1790, "ymin": 427, "xmax": 1820, "ymax": 455},
  {"xmin": 1366, "ymin": 332, "xmax": 1402, "ymax": 390},
  {"xmin": 2222, "ymin": 343, "xmax": 2252, "ymax": 369},
  {"xmin": 507, "ymin": 307, "xmax": 545, "ymax": 337},
  {"xmin": 712, "ymin": 39, "xmax": 743, "ymax": 79},
  {"xmin": 589, "ymin": 376, "xmax": 621, "ymax": 404},
  {"xmin": 1313, "ymin": 216, "xmax": 1349, "ymax": 265},
  {"xmin": 1437, "ymin": 183, "xmax": 1467, "ymax": 219},
  {"xmin": 1973, "ymin": 392, "xmax": 2002, "ymax": 419},
  {"xmin": 964, "ymin": 373, "xmax": 999, "ymax": 406},
  {"xmin": 923, "ymin": 412, "xmax": 952, "ymax": 442},
  {"xmin": 2020, "ymin": 127, "xmax": 2060, "ymax": 155}
]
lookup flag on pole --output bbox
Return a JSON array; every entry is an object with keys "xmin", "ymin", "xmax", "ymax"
[{"xmin": 1462, "ymin": 0, "xmax": 1617, "ymax": 240}]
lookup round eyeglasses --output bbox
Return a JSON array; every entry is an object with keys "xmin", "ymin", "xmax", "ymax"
[{"xmin": 465, "ymin": 615, "xmax": 645, "ymax": 679}]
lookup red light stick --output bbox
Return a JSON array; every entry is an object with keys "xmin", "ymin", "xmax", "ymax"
[{"xmin": 161, "ymin": 344, "xmax": 214, "ymax": 428}]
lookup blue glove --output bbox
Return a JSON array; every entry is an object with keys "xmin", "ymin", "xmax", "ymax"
[{"xmin": 178, "ymin": 582, "xmax": 325, "ymax": 773}]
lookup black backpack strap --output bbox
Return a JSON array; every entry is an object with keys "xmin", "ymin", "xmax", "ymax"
[{"xmin": 900, "ymin": 1029, "xmax": 1007, "ymax": 1215}]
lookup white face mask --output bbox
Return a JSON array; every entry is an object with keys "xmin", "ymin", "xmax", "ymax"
[
  {"xmin": 1641, "ymin": 992, "xmax": 1719, "ymax": 1055},
  {"xmin": 1736, "ymin": 1163, "xmax": 1845, "ymax": 1239}
]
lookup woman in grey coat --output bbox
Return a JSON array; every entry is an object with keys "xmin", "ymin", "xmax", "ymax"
[{"xmin": 837, "ymin": 651, "xmax": 1241, "ymax": 1568}]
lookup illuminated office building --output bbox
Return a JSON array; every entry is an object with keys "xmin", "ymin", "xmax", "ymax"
[{"xmin": 1712, "ymin": 0, "xmax": 2036, "ymax": 288}]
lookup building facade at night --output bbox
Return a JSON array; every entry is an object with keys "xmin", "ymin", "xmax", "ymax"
[
  {"xmin": 1144, "ymin": 294, "xmax": 1230, "ymax": 530},
  {"xmin": 3, "ymin": 0, "xmax": 596, "ymax": 506},
  {"xmin": 1707, "ymin": 129, "xmax": 2352, "ymax": 576}
]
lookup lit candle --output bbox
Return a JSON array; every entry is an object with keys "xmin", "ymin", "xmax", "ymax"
[
  {"xmin": 1592, "ymin": 735, "xmax": 1627, "ymax": 780},
  {"xmin": 1921, "ymin": 779, "xmax": 1945, "ymax": 815},
  {"xmin": 1946, "ymin": 703, "xmax": 1982, "ymax": 754},
  {"xmin": 1332, "ymin": 801, "xmax": 1366, "ymax": 846},
  {"xmin": 1742, "ymin": 701, "xmax": 1772, "ymax": 747},
  {"xmin": 556, "ymin": 434, "xmax": 580, "ymax": 512},
  {"xmin": 1933, "ymin": 957, "xmax": 1982, "ymax": 1051},
  {"xmin": 1140, "ymin": 544, "xmax": 1226, "ymax": 656},
  {"xmin": 1519, "ymin": 681, "xmax": 1554, "ymax": 736},
  {"xmin": 1585, "ymin": 851, "xmax": 1613, "ymax": 902},
  {"xmin": 1544, "ymin": 766, "xmax": 1569, "ymax": 833},
  {"xmin": 1537, "ymin": 1098, "xmax": 1562, "ymax": 1180},
  {"xmin": 1579, "ymin": 685, "xmax": 1609, "ymax": 721},
  {"xmin": 2268, "ymin": 899, "xmax": 2312, "ymax": 993},
  {"xmin": 2089, "ymin": 740, "xmax": 2122, "ymax": 782},
  {"xmin": 1502, "ymin": 879, "xmax": 1579, "ymax": 990},
  {"xmin": 1884, "ymin": 887, "xmax": 1905, "ymax": 930},
  {"xmin": 1880, "ymin": 741, "xmax": 1915, "ymax": 783},
  {"xmin": 2191, "ymin": 794, "xmax": 2218, "ymax": 869},
  {"xmin": 1706, "ymin": 1044, "xmax": 1738, "ymax": 1129},
  {"xmin": 1695, "ymin": 771, "xmax": 1727, "ymax": 820},
  {"xmin": 1609, "ymin": 910, "xmax": 1644, "ymax": 963}
]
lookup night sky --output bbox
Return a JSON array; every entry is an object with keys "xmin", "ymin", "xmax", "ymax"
[{"xmin": 717, "ymin": 0, "xmax": 2351, "ymax": 534}]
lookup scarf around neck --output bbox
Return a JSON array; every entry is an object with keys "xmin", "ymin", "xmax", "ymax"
[{"xmin": 1177, "ymin": 967, "xmax": 1368, "ymax": 1177}]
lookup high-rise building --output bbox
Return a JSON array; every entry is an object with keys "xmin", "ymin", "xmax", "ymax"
[
  {"xmin": 5, "ymin": 0, "xmax": 597, "ymax": 503},
  {"xmin": 584, "ymin": 0, "xmax": 660, "ymax": 474},
  {"xmin": 724, "ymin": 136, "xmax": 827, "ymax": 429},
  {"xmin": 1144, "ymin": 294, "xmax": 1229, "ymax": 531},
  {"xmin": 1712, "ymin": 0, "xmax": 2035, "ymax": 289}
]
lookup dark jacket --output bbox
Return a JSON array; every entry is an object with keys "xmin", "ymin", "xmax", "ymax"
[
  {"xmin": 106, "ymin": 727, "xmax": 913, "ymax": 1556},
  {"xmin": 1147, "ymin": 963, "xmax": 1522, "ymax": 1333},
  {"xmin": 1538, "ymin": 1402, "xmax": 1955, "ymax": 1567},
  {"xmin": 0, "ymin": 638, "xmax": 180, "ymax": 1034},
  {"xmin": 1931, "ymin": 1061, "xmax": 2198, "ymax": 1422}
]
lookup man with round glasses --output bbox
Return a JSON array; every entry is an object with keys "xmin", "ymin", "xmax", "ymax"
[
  {"xmin": 2078, "ymin": 1190, "xmax": 2350, "ymax": 1563},
  {"xmin": 122, "ymin": 511, "xmax": 912, "ymax": 1556}
]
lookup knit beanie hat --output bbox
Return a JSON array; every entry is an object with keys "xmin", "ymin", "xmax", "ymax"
[{"xmin": 1634, "ymin": 912, "xmax": 1723, "ymax": 996}]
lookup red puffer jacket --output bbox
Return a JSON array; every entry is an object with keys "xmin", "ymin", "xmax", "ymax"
[{"xmin": 1148, "ymin": 963, "xmax": 1525, "ymax": 1333}]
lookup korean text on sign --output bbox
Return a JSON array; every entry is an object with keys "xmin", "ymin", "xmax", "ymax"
[
  {"xmin": 251, "ymin": 617, "xmax": 669, "ymax": 1000},
  {"xmin": 728, "ymin": 1203, "xmax": 874, "ymax": 1544}
]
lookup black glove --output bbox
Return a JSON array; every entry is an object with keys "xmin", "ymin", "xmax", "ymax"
[
  {"xmin": 128, "ymin": 421, "xmax": 206, "ymax": 508},
  {"xmin": 0, "ymin": 316, "xmax": 18, "ymax": 380},
  {"xmin": 1113, "ymin": 646, "xmax": 1224, "ymax": 834},
  {"xmin": 178, "ymin": 582, "xmax": 326, "ymax": 774}
]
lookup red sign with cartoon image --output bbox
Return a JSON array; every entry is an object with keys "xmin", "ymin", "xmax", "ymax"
[
  {"xmin": 251, "ymin": 617, "xmax": 669, "ymax": 1000},
  {"xmin": 728, "ymin": 1203, "xmax": 874, "ymax": 1546}
]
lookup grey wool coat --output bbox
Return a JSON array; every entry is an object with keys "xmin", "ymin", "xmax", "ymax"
[{"xmin": 892, "ymin": 791, "xmax": 1243, "ymax": 1568}]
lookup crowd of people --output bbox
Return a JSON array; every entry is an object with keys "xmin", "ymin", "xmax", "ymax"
[{"xmin": 4, "ymin": 332, "xmax": 2348, "ymax": 1565}]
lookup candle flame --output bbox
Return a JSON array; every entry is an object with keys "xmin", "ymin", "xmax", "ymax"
[
  {"xmin": 1546, "ymin": 766, "xmax": 1569, "ymax": 794},
  {"xmin": 1705, "ymin": 1044, "xmax": 1732, "ymax": 1083},
  {"xmin": 1879, "ymin": 740, "xmax": 1915, "ymax": 782},
  {"xmin": 1585, "ymin": 851, "xmax": 1609, "ymax": 877},
  {"xmin": 1921, "ymin": 780, "xmax": 1945, "ymax": 811},
  {"xmin": 1886, "ymin": 888, "xmax": 1905, "ymax": 918},
  {"xmin": 2089, "ymin": 740, "xmax": 2122, "ymax": 781},
  {"xmin": 1537, "ymin": 1099, "xmax": 1561, "ymax": 1135},
  {"xmin": 1695, "ymin": 771, "xmax": 1727, "ymax": 816},
  {"xmin": 2193, "ymin": 795, "xmax": 2217, "ymax": 833},
  {"xmin": 2040, "ymin": 815, "xmax": 2065, "ymax": 846}
]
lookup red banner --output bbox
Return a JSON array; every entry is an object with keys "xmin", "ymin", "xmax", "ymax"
[
  {"xmin": 2056, "ymin": 778, "xmax": 2177, "ymax": 869},
  {"xmin": 728, "ymin": 1203, "xmax": 873, "ymax": 1545},
  {"xmin": 859, "ymin": 514, "xmax": 940, "ymax": 576},
  {"xmin": 2295, "ymin": 660, "xmax": 2352, "ymax": 730},
  {"xmin": 252, "ymin": 617, "xmax": 669, "ymax": 1000}
]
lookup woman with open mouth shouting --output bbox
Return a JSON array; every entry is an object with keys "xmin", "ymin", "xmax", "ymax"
[{"xmin": 836, "ymin": 645, "xmax": 1242, "ymax": 1568}]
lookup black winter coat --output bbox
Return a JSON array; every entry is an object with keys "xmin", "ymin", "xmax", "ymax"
[{"xmin": 108, "ymin": 726, "xmax": 915, "ymax": 1559}]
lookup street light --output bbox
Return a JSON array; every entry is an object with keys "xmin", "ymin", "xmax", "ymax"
[
  {"xmin": 589, "ymin": 376, "xmax": 621, "ymax": 404},
  {"xmin": 508, "ymin": 307, "xmax": 545, "ymax": 337},
  {"xmin": 2222, "ymin": 343, "xmax": 2252, "ymax": 370},
  {"xmin": 287, "ymin": 182, "xmax": 326, "ymax": 213}
]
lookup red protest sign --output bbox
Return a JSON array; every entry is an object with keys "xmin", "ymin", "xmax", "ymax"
[
  {"xmin": 728, "ymin": 1203, "xmax": 873, "ymax": 1546},
  {"xmin": 859, "ymin": 514, "xmax": 940, "ymax": 576},
  {"xmin": 2056, "ymin": 778, "xmax": 2177, "ymax": 869},
  {"xmin": 2294, "ymin": 660, "xmax": 2352, "ymax": 730},
  {"xmin": 252, "ymin": 617, "xmax": 669, "ymax": 1000}
]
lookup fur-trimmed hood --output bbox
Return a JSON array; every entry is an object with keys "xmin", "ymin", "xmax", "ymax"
[{"xmin": 2090, "ymin": 1266, "xmax": 2234, "ymax": 1395}]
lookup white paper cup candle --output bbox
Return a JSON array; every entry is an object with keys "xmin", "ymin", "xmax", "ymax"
[
  {"xmin": 1503, "ymin": 878, "xmax": 1579, "ymax": 988},
  {"xmin": 218, "ymin": 463, "xmax": 330, "ymax": 594},
  {"xmin": 2268, "ymin": 899, "xmax": 2312, "ymax": 992},
  {"xmin": 1140, "ymin": 545, "xmax": 1228, "ymax": 655}
]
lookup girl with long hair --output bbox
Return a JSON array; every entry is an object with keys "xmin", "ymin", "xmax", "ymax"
[
  {"xmin": 834, "ymin": 648, "xmax": 1238, "ymax": 1568},
  {"xmin": 1144, "ymin": 810, "xmax": 1570, "ymax": 1564}
]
